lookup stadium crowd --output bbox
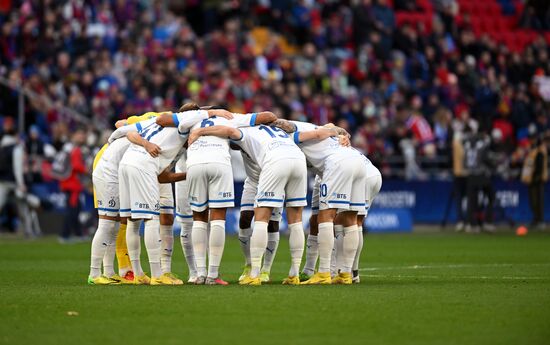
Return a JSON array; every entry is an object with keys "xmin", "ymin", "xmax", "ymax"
[{"xmin": 0, "ymin": 0, "xmax": 549, "ymax": 181}]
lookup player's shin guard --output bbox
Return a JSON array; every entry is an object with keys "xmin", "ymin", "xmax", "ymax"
[
  {"xmin": 288, "ymin": 222, "xmax": 305, "ymax": 277},
  {"xmin": 90, "ymin": 219, "xmax": 117, "ymax": 278},
  {"xmin": 179, "ymin": 221, "xmax": 197, "ymax": 277},
  {"xmin": 353, "ymin": 229, "xmax": 364, "ymax": 271},
  {"xmin": 262, "ymin": 232, "xmax": 279, "ymax": 274},
  {"xmin": 317, "ymin": 222, "xmax": 335, "ymax": 273},
  {"xmin": 159, "ymin": 224, "xmax": 174, "ymax": 274},
  {"xmin": 238, "ymin": 226, "xmax": 253, "ymax": 266},
  {"xmin": 342, "ymin": 225, "xmax": 359, "ymax": 273},
  {"xmin": 250, "ymin": 221, "xmax": 268, "ymax": 278},
  {"xmin": 144, "ymin": 219, "xmax": 161, "ymax": 278},
  {"xmin": 192, "ymin": 221, "xmax": 208, "ymax": 277},
  {"xmin": 102, "ymin": 222, "xmax": 119, "ymax": 277},
  {"xmin": 115, "ymin": 222, "xmax": 132, "ymax": 275},
  {"xmin": 303, "ymin": 235, "xmax": 318, "ymax": 275},
  {"xmin": 126, "ymin": 220, "xmax": 144, "ymax": 276},
  {"xmin": 333, "ymin": 225, "xmax": 344, "ymax": 275},
  {"xmin": 208, "ymin": 220, "xmax": 226, "ymax": 279}
]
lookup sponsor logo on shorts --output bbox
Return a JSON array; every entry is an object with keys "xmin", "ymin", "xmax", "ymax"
[
  {"xmin": 97, "ymin": 200, "xmax": 103, "ymax": 206},
  {"xmin": 332, "ymin": 193, "xmax": 347, "ymax": 199},
  {"xmin": 108, "ymin": 198, "xmax": 116, "ymax": 207},
  {"xmin": 154, "ymin": 202, "xmax": 160, "ymax": 211},
  {"xmin": 218, "ymin": 192, "xmax": 232, "ymax": 198},
  {"xmin": 264, "ymin": 192, "xmax": 275, "ymax": 197},
  {"xmin": 190, "ymin": 196, "xmax": 198, "ymax": 201},
  {"xmin": 135, "ymin": 202, "xmax": 150, "ymax": 209}
]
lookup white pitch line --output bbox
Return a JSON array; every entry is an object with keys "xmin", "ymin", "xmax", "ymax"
[
  {"xmin": 362, "ymin": 274, "xmax": 548, "ymax": 280},
  {"xmin": 359, "ymin": 263, "xmax": 550, "ymax": 272}
]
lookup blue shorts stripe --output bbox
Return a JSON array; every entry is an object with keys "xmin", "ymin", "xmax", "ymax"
[
  {"xmin": 286, "ymin": 197, "xmax": 306, "ymax": 202},
  {"xmin": 241, "ymin": 203, "xmax": 254, "ymax": 207},
  {"xmin": 327, "ymin": 200, "xmax": 350, "ymax": 204},
  {"xmin": 131, "ymin": 210, "xmax": 160, "ymax": 215},
  {"xmin": 257, "ymin": 198, "xmax": 284, "ymax": 203},
  {"xmin": 208, "ymin": 199, "xmax": 234, "ymax": 203},
  {"xmin": 97, "ymin": 207, "xmax": 119, "ymax": 212},
  {"xmin": 120, "ymin": 208, "xmax": 131, "ymax": 212},
  {"xmin": 160, "ymin": 206, "xmax": 174, "ymax": 209},
  {"xmin": 350, "ymin": 203, "xmax": 365, "ymax": 206},
  {"xmin": 176, "ymin": 213, "xmax": 193, "ymax": 219},
  {"xmin": 190, "ymin": 201, "xmax": 208, "ymax": 207}
]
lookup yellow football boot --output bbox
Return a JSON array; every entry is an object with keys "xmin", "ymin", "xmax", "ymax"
[
  {"xmin": 133, "ymin": 273, "xmax": 151, "ymax": 285},
  {"xmin": 300, "ymin": 272, "xmax": 332, "ymax": 285},
  {"xmin": 259, "ymin": 271, "xmax": 271, "ymax": 283},
  {"xmin": 238, "ymin": 265, "xmax": 251, "ymax": 282},
  {"xmin": 239, "ymin": 275, "xmax": 261, "ymax": 286},
  {"xmin": 160, "ymin": 272, "xmax": 184, "ymax": 285},
  {"xmin": 87, "ymin": 276, "xmax": 120, "ymax": 285},
  {"xmin": 332, "ymin": 272, "xmax": 353, "ymax": 285},
  {"xmin": 282, "ymin": 276, "xmax": 300, "ymax": 285}
]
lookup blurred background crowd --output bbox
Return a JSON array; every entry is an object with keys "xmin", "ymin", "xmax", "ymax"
[{"xmin": 0, "ymin": 0, "xmax": 549, "ymax": 236}]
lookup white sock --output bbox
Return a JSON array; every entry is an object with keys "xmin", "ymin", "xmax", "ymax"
[
  {"xmin": 262, "ymin": 232, "xmax": 279, "ymax": 273},
  {"xmin": 342, "ymin": 225, "xmax": 359, "ymax": 273},
  {"xmin": 160, "ymin": 224, "xmax": 174, "ymax": 274},
  {"xmin": 303, "ymin": 234, "xmax": 318, "ymax": 275},
  {"xmin": 144, "ymin": 219, "xmax": 162, "ymax": 278},
  {"xmin": 192, "ymin": 221, "xmax": 208, "ymax": 277},
  {"xmin": 208, "ymin": 220, "xmax": 226, "ymax": 279},
  {"xmin": 126, "ymin": 219, "xmax": 144, "ymax": 276},
  {"xmin": 353, "ymin": 229, "xmax": 364, "ymax": 271},
  {"xmin": 179, "ymin": 221, "xmax": 197, "ymax": 277},
  {"xmin": 238, "ymin": 226, "xmax": 253, "ymax": 266},
  {"xmin": 250, "ymin": 221, "xmax": 268, "ymax": 278},
  {"xmin": 89, "ymin": 219, "xmax": 117, "ymax": 278},
  {"xmin": 102, "ymin": 221, "xmax": 119, "ymax": 277},
  {"xmin": 334, "ymin": 224, "xmax": 344, "ymax": 274},
  {"xmin": 318, "ymin": 222, "xmax": 334, "ymax": 273},
  {"xmin": 288, "ymin": 222, "xmax": 304, "ymax": 277}
]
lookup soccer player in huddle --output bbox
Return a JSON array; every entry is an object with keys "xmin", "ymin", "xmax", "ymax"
[
  {"xmin": 161, "ymin": 106, "xmax": 276, "ymax": 284},
  {"xmin": 188, "ymin": 122, "xmax": 309, "ymax": 285}
]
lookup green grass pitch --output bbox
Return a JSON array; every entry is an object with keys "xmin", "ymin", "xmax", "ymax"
[{"xmin": 1, "ymin": 232, "xmax": 549, "ymax": 345}]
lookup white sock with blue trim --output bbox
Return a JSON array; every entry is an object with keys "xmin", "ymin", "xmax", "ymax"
[
  {"xmin": 160, "ymin": 224, "xmax": 174, "ymax": 274},
  {"xmin": 192, "ymin": 221, "xmax": 208, "ymax": 277}
]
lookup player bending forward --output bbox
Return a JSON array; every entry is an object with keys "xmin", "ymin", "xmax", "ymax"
[{"xmin": 189, "ymin": 123, "xmax": 307, "ymax": 286}]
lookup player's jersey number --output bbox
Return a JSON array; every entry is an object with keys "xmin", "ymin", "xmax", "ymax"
[
  {"xmin": 201, "ymin": 119, "xmax": 215, "ymax": 128},
  {"xmin": 258, "ymin": 125, "xmax": 289, "ymax": 138},
  {"xmin": 140, "ymin": 123, "xmax": 163, "ymax": 141}
]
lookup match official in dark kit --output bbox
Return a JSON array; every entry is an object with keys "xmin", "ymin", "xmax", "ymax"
[{"xmin": 522, "ymin": 134, "xmax": 548, "ymax": 230}]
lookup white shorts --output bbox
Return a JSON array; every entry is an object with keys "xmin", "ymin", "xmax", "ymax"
[
  {"xmin": 175, "ymin": 179, "xmax": 192, "ymax": 222},
  {"xmin": 187, "ymin": 163, "xmax": 234, "ymax": 212},
  {"xmin": 93, "ymin": 174, "xmax": 119, "ymax": 217},
  {"xmin": 360, "ymin": 173, "xmax": 382, "ymax": 217},
  {"xmin": 256, "ymin": 159, "xmax": 307, "ymax": 209},
  {"xmin": 311, "ymin": 175, "xmax": 322, "ymax": 215},
  {"xmin": 319, "ymin": 155, "xmax": 366, "ymax": 212},
  {"xmin": 241, "ymin": 176, "xmax": 283, "ymax": 221},
  {"xmin": 159, "ymin": 183, "xmax": 174, "ymax": 215},
  {"xmin": 119, "ymin": 163, "xmax": 160, "ymax": 219}
]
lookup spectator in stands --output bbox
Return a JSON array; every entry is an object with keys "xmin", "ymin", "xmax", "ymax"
[
  {"xmin": 0, "ymin": 118, "xmax": 25, "ymax": 233},
  {"xmin": 58, "ymin": 128, "xmax": 87, "ymax": 243},
  {"xmin": 521, "ymin": 135, "xmax": 548, "ymax": 229}
]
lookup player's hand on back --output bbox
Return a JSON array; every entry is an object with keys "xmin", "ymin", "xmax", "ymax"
[
  {"xmin": 208, "ymin": 109, "xmax": 234, "ymax": 120},
  {"xmin": 338, "ymin": 135, "xmax": 351, "ymax": 147},
  {"xmin": 188, "ymin": 129, "xmax": 201, "ymax": 146},
  {"xmin": 144, "ymin": 141, "xmax": 161, "ymax": 157}
]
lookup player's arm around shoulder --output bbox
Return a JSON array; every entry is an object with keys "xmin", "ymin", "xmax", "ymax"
[
  {"xmin": 188, "ymin": 125, "xmax": 243, "ymax": 146},
  {"xmin": 295, "ymin": 127, "xmax": 339, "ymax": 143},
  {"xmin": 127, "ymin": 132, "xmax": 161, "ymax": 158}
]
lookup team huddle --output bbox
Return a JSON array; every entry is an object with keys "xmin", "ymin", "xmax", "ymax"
[{"xmin": 88, "ymin": 103, "xmax": 382, "ymax": 286}]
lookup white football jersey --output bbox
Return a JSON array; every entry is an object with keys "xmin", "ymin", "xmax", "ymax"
[
  {"xmin": 186, "ymin": 114, "xmax": 254, "ymax": 168},
  {"xmin": 121, "ymin": 110, "xmax": 208, "ymax": 174},
  {"xmin": 94, "ymin": 137, "xmax": 131, "ymax": 180},
  {"xmin": 291, "ymin": 121, "xmax": 362, "ymax": 175},
  {"xmin": 240, "ymin": 150, "xmax": 261, "ymax": 183},
  {"xmin": 234, "ymin": 125, "xmax": 305, "ymax": 168}
]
